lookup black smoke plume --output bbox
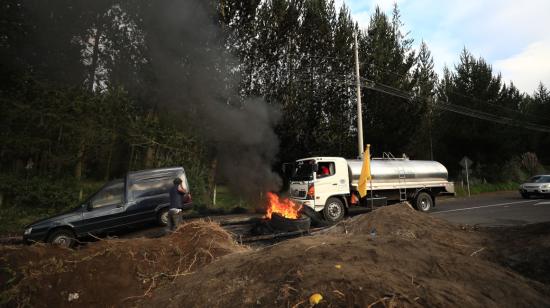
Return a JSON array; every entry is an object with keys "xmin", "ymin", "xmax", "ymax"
[{"xmin": 142, "ymin": 1, "xmax": 282, "ymax": 199}]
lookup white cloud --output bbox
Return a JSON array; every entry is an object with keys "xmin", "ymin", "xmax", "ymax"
[
  {"xmin": 352, "ymin": 11, "xmax": 371, "ymax": 29},
  {"xmin": 340, "ymin": 0, "xmax": 550, "ymax": 93},
  {"xmin": 494, "ymin": 40, "xmax": 550, "ymax": 94}
]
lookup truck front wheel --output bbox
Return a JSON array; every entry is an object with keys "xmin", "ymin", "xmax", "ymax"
[
  {"xmin": 323, "ymin": 197, "xmax": 345, "ymax": 223},
  {"xmin": 414, "ymin": 192, "xmax": 433, "ymax": 212}
]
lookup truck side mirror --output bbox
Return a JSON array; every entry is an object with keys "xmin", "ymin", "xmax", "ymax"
[
  {"xmin": 313, "ymin": 164, "xmax": 319, "ymax": 173},
  {"xmin": 86, "ymin": 203, "xmax": 93, "ymax": 211}
]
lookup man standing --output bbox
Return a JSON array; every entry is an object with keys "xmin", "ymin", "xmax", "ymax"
[{"xmin": 167, "ymin": 178, "xmax": 187, "ymax": 231}]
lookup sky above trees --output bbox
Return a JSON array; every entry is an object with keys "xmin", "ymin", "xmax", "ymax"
[{"xmin": 338, "ymin": 0, "xmax": 550, "ymax": 95}]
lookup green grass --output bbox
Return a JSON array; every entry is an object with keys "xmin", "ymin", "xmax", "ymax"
[
  {"xmin": 212, "ymin": 186, "xmax": 253, "ymax": 209},
  {"xmin": 455, "ymin": 182, "xmax": 519, "ymax": 197},
  {"xmin": 192, "ymin": 185, "xmax": 255, "ymax": 215}
]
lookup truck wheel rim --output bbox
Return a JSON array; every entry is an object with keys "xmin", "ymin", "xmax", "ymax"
[
  {"xmin": 327, "ymin": 202, "xmax": 342, "ymax": 220},
  {"xmin": 419, "ymin": 196, "xmax": 430, "ymax": 211},
  {"xmin": 53, "ymin": 235, "xmax": 71, "ymax": 246}
]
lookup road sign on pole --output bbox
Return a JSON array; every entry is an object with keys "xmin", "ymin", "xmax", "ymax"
[{"xmin": 459, "ymin": 156, "xmax": 473, "ymax": 197}]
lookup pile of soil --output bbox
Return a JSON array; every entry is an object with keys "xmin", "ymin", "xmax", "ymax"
[
  {"xmin": 483, "ymin": 222, "xmax": 550, "ymax": 285},
  {"xmin": 2, "ymin": 204, "xmax": 549, "ymax": 307},
  {"xmin": 0, "ymin": 221, "xmax": 246, "ymax": 307},
  {"xmin": 139, "ymin": 204, "xmax": 550, "ymax": 307}
]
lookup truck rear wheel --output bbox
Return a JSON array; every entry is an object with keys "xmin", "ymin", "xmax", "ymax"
[
  {"xmin": 414, "ymin": 192, "xmax": 433, "ymax": 212},
  {"xmin": 323, "ymin": 197, "xmax": 345, "ymax": 223}
]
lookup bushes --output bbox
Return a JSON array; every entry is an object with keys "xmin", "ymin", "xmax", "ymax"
[
  {"xmin": 0, "ymin": 174, "xmax": 103, "ymax": 234},
  {"xmin": 0, "ymin": 174, "xmax": 103, "ymax": 210},
  {"xmin": 455, "ymin": 182, "xmax": 520, "ymax": 197}
]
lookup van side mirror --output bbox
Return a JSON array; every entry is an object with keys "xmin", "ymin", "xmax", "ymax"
[{"xmin": 313, "ymin": 164, "xmax": 319, "ymax": 173}]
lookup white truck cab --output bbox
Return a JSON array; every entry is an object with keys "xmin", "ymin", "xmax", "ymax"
[{"xmin": 289, "ymin": 157, "xmax": 350, "ymax": 221}]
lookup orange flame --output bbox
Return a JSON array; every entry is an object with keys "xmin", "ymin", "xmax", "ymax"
[{"xmin": 265, "ymin": 192, "xmax": 302, "ymax": 219}]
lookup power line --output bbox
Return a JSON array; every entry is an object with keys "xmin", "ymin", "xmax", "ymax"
[{"xmin": 358, "ymin": 78, "xmax": 550, "ymax": 133}]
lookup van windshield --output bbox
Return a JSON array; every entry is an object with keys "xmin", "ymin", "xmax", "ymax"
[{"xmin": 291, "ymin": 160, "xmax": 315, "ymax": 181}]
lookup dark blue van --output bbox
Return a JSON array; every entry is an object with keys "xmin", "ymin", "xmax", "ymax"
[{"xmin": 23, "ymin": 167, "xmax": 191, "ymax": 247}]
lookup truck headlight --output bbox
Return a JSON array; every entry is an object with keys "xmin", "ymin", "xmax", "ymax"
[
  {"xmin": 542, "ymin": 184, "xmax": 550, "ymax": 189},
  {"xmin": 24, "ymin": 227, "xmax": 32, "ymax": 235}
]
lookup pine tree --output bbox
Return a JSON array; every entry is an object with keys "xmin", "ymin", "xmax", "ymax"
[
  {"xmin": 409, "ymin": 40, "xmax": 437, "ymax": 159},
  {"xmin": 360, "ymin": 5, "xmax": 416, "ymax": 156}
]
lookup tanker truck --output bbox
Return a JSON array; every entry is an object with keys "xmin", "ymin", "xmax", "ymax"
[{"xmin": 287, "ymin": 156, "xmax": 455, "ymax": 222}]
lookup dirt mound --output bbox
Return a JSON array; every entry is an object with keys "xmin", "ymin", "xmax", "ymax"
[
  {"xmin": 0, "ymin": 221, "xmax": 246, "ymax": 307},
  {"xmin": 484, "ymin": 222, "xmax": 550, "ymax": 285},
  {"xmin": 331, "ymin": 203, "xmax": 486, "ymax": 255},
  {"xmin": 2, "ymin": 205, "xmax": 549, "ymax": 307},
  {"xmin": 139, "ymin": 204, "xmax": 550, "ymax": 307}
]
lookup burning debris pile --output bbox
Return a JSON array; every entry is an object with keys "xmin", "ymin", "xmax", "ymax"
[
  {"xmin": 265, "ymin": 192, "xmax": 302, "ymax": 219},
  {"xmin": 251, "ymin": 193, "xmax": 311, "ymax": 234}
]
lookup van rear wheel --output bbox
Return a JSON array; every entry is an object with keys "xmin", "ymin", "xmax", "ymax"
[{"xmin": 158, "ymin": 208, "xmax": 169, "ymax": 226}]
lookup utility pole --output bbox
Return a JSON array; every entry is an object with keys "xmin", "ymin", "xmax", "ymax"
[{"xmin": 354, "ymin": 31, "xmax": 364, "ymax": 158}]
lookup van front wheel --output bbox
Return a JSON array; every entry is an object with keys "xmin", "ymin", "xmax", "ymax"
[{"xmin": 48, "ymin": 229, "xmax": 76, "ymax": 248}]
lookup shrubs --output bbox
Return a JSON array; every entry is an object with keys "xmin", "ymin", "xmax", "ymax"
[
  {"xmin": 0, "ymin": 174, "xmax": 103, "ymax": 234},
  {"xmin": 0, "ymin": 174, "xmax": 103, "ymax": 210}
]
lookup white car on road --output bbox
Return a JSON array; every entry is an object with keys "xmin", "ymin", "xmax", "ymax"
[{"xmin": 519, "ymin": 175, "xmax": 550, "ymax": 199}]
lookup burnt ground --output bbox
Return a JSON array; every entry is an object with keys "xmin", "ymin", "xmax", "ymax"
[{"xmin": 1, "ymin": 204, "xmax": 550, "ymax": 307}]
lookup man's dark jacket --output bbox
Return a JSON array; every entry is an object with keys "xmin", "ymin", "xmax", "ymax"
[{"xmin": 169, "ymin": 185, "xmax": 183, "ymax": 209}]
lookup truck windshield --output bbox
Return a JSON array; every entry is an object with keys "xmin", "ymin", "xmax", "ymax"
[{"xmin": 291, "ymin": 160, "xmax": 315, "ymax": 181}]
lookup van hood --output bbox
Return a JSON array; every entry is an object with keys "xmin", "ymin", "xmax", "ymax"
[{"xmin": 26, "ymin": 207, "xmax": 83, "ymax": 228}]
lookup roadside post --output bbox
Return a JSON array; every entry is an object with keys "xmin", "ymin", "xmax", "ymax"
[{"xmin": 459, "ymin": 156, "xmax": 473, "ymax": 197}]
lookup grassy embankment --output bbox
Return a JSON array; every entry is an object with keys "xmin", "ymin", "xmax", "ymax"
[{"xmin": 454, "ymin": 182, "xmax": 519, "ymax": 197}]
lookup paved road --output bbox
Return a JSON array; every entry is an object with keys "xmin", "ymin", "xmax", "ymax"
[{"xmin": 432, "ymin": 191, "xmax": 550, "ymax": 226}]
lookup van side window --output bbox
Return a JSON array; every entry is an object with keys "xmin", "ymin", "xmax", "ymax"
[
  {"xmin": 131, "ymin": 177, "xmax": 173, "ymax": 200},
  {"xmin": 317, "ymin": 162, "xmax": 335, "ymax": 178},
  {"xmin": 90, "ymin": 180, "xmax": 124, "ymax": 209}
]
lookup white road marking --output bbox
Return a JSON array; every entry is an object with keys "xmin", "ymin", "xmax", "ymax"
[
  {"xmin": 433, "ymin": 200, "xmax": 538, "ymax": 214},
  {"xmin": 534, "ymin": 201, "xmax": 550, "ymax": 206}
]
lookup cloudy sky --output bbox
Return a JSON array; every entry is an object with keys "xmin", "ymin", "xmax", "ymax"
[{"xmin": 336, "ymin": 0, "xmax": 550, "ymax": 95}]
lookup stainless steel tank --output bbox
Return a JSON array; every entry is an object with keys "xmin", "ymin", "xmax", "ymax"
[{"xmin": 347, "ymin": 158, "xmax": 449, "ymax": 187}]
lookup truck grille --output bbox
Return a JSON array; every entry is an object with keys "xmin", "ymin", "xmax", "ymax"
[{"xmin": 291, "ymin": 189, "xmax": 306, "ymax": 198}]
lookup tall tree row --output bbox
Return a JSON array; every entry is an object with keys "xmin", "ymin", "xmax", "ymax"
[{"xmin": 1, "ymin": 0, "xmax": 550, "ymax": 208}]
